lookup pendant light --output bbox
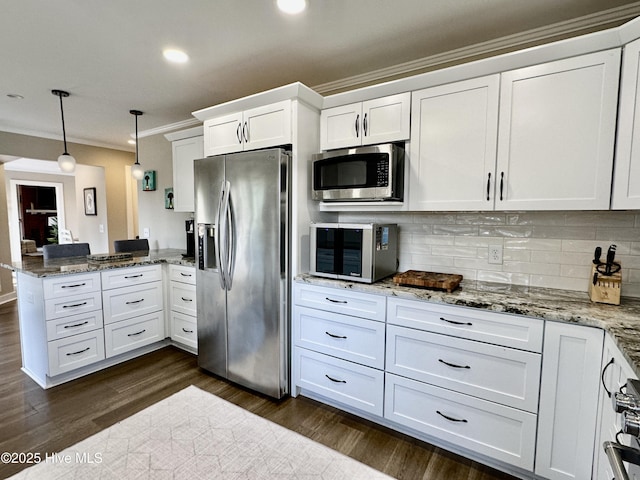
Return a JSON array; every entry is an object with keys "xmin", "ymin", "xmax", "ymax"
[
  {"xmin": 130, "ymin": 109, "xmax": 144, "ymax": 180},
  {"xmin": 51, "ymin": 89, "xmax": 76, "ymax": 173}
]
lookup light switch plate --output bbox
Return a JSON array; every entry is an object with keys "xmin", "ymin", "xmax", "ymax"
[{"xmin": 143, "ymin": 228, "xmax": 150, "ymax": 238}]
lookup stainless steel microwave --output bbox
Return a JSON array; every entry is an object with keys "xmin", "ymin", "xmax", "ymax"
[
  {"xmin": 309, "ymin": 223, "xmax": 398, "ymax": 283},
  {"xmin": 312, "ymin": 143, "xmax": 404, "ymax": 201}
]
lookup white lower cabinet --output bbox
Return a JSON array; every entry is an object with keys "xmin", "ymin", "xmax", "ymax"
[
  {"xmin": 48, "ymin": 329, "xmax": 106, "ymax": 377},
  {"xmin": 168, "ymin": 265, "xmax": 197, "ymax": 351},
  {"xmin": 294, "ymin": 347, "xmax": 384, "ymax": 416},
  {"xmin": 101, "ymin": 265, "xmax": 165, "ymax": 359},
  {"xmin": 384, "ymin": 373, "xmax": 537, "ymax": 470},
  {"xmin": 292, "ymin": 281, "xmax": 616, "ymax": 479},
  {"xmin": 104, "ymin": 311, "xmax": 164, "ymax": 357},
  {"xmin": 535, "ymin": 321, "xmax": 604, "ymax": 480}
]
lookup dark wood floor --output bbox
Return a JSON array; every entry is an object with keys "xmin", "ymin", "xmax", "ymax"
[{"xmin": 0, "ymin": 299, "xmax": 518, "ymax": 479}]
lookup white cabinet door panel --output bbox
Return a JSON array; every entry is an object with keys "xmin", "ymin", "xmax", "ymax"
[
  {"xmin": 386, "ymin": 325, "xmax": 541, "ymax": 412},
  {"xmin": 203, "ymin": 111, "xmax": 243, "ymax": 156},
  {"xmin": 320, "ymin": 103, "xmax": 361, "ymax": 150},
  {"xmin": 410, "ymin": 76, "xmax": 499, "ymax": 211},
  {"xmin": 101, "ymin": 265, "xmax": 162, "ymax": 290},
  {"xmin": 243, "ymin": 100, "xmax": 291, "ymax": 150},
  {"xmin": 362, "ymin": 93, "xmax": 410, "ymax": 146},
  {"xmin": 168, "ymin": 264, "xmax": 196, "ymax": 285},
  {"xmin": 613, "ymin": 38, "xmax": 640, "ymax": 209},
  {"xmin": 104, "ymin": 311, "xmax": 164, "ymax": 358},
  {"xmin": 387, "ymin": 297, "xmax": 543, "ymax": 352},
  {"xmin": 172, "ymin": 135, "xmax": 203, "ymax": 212},
  {"xmin": 295, "ymin": 347, "xmax": 384, "ymax": 416},
  {"xmin": 48, "ymin": 329, "xmax": 106, "ymax": 377},
  {"xmin": 46, "ymin": 310, "xmax": 104, "ymax": 341},
  {"xmin": 294, "ymin": 282, "xmax": 386, "ymax": 321},
  {"xmin": 44, "ymin": 291, "xmax": 102, "ymax": 320},
  {"xmin": 102, "ymin": 281, "xmax": 163, "ymax": 324},
  {"xmin": 170, "ymin": 311, "xmax": 197, "ymax": 350},
  {"xmin": 43, "ymin": 272, "xmax": 101, "ymax": 299},
  {"xmin": 385, "ymin": 373, "xmax": 536, "ymax": 470},
  {"xmin": 496, "ymin": 49, "xmax": 620, "ymax": 210},
  {"xmin": 294, "ymin": 305, "xmax": 385, "ymax": 369},
  {"xmin": 169, "ymin": 282, "xmax": 197, "ymax": 316}
]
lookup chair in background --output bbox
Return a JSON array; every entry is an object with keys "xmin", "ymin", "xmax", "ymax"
[
  {"xmin": 113, "ymin": 238, "xmax": 149, "ymax": 254},
  {"xmin": 42, "ymin": 243, "xmax": 90, "ymax": 260}
]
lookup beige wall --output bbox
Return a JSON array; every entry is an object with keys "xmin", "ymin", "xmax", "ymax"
[{"xmin": 0, "ymin": 131, "xmax": 134, "ymax": 297}]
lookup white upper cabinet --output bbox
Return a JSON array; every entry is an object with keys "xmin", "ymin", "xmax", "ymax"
[
  {"xmin": 171, "ymin": 134, "xmax": 203, "ymax": 212},
  {"xmin": 496, "ymin": 49, "xmax": 621, "ymax": 210},
  {"xmin": 320, "ymin": 92, "xmax": 410, "ymax": 150},
  {"xmin": 203, "ymin": 100, "xmax": 292, "ymax": 156},
  {"xmin": 409, "ymin": 75, "xmax": 500, "ymax": 211},
  {"xmin": 612, "ymin": 38, "xmax": 640, "ymax": 209}
]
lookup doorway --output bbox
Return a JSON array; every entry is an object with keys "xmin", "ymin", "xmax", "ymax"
[{"xmin": 8, "ymin": 180, "xmax": 66, "ymax": 262}]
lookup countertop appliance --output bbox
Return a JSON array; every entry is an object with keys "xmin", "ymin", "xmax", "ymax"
[
  {"xmin": 309, "ymin": 222, "xmax": 397, "ymax": 283},
  {"xmin": 312, "ymin": 143, "xmax": 404, "ymax": 202},
  {"xmin": 607, "ymin": 378, "xmax": 640, "ymax": 479},
  {"xmin": 195, "ymin": 148, "xmax": 290, "ymax": 399},
  {"xmin": 184, "ymin": 219, "xmax": 195, "ymax": 259}
]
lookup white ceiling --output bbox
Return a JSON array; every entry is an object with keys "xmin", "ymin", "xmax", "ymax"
[{"xmin": 2, "ymin": 0, "xmax": 640, "ymax": 153}]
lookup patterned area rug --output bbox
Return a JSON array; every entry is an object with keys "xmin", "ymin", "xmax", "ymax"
[{"xmin": 10, "ymin": 385, "xmax": 393, "ymax": 479}]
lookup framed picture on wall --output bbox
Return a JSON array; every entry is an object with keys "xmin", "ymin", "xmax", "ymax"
[
  {"xmin": 84, "ymin": 187, "xmax": 97, "ymax": 215},
  {"xmin": 142, "ymin": 170, "xmax": 156, "ymax": 191}
]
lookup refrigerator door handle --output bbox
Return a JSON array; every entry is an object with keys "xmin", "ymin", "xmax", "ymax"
[
  {"xmin": 215, "ymin": 181, "xmax": 228, "ymax": 290},
  {"xmin": 220, "ymin": 180, "xmax": 232, "ymax": 291},
  {"xmin": 226, "ymin": 186, "xmax": 236, "ymax": 290}
]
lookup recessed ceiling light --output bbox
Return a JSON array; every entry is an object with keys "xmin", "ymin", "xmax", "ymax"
[
  {"xmin": 128, "ymin": 139, "xmax": 136, "ymax": 145},
  {"xmin": 277, "ymin": 0, "xmax": 306, "ymax": 14},
  {"xmin": 163, "ymin": 48, "xmax": 189, "ymax": 63},
  {"xmin": 7, "ymin": 93, "xmax": 24, "ymax": 100}
]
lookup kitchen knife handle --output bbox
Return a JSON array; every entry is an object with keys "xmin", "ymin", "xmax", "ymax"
[
  {"xmin": 355, "ymin": 114, "xmax": 360, "ymax": 138},
  {"xmin": 499, "ymin": 172, "xmax": 504, "ymax": 201},
  {"xmin": 486, "ymin": 172, "xmax": 491, "ymax": 201}
]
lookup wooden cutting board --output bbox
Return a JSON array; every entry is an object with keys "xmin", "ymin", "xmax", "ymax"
[{"xmin": 393, "ymin": 270, "xmax": 462, "ymax": 292}]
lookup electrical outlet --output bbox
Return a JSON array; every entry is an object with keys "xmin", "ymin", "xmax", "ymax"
[
  {"xmin": 143, "ymin": 228, "xmax": 150, "ymax": 238},
  {"xmin": 488, "ymin": 245, "xmax": 503, "ymax": 265}
]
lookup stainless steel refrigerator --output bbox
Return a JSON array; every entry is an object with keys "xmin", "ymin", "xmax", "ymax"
[{"xmin": 194, "ymin": 148, "xmax": 290, "ymax": 399}]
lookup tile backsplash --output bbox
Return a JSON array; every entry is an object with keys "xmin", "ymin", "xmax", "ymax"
[{"xmin": 339, "ymin": 211, "xmax": 640, "ymax": 298}]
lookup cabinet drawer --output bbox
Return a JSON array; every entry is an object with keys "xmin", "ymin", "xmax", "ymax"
[
  {"xmin": 101, "ymin": 265, "xmax": 162, "ymax": 290},
  {"xmin": 168, "ymin": 264, "xmax": 196, "ymax": 285},
  {"xmin": 386, "ymin": 325, "xmax": 541, "ymax": 412},
  {"xmin": 44, "ymin": 291, "xmax": 102, "ymax": 320},
  {"xmin": 46, "ymin": 310, "xmax": 104, "ymax": 341},
  {"xmin": 294, "ymin": 282, "xmax": 386, "ymax": 321},
  {"xmin": 294, "ymin": 347, "xmax": 384, "ymax": 416},
  {"xmin": 385, "ymin": 373, "xmax": 536, "ymax": 470},
  {"xmin": 43, "ymin": 272, "xmax": 101, "ymax": 299},
  {"xmin": 170, "ymin": 311, "xmax": 197, "ymax": 350},
  {"xmin": 102, "ymin": 281, "xmax": 163, "ymax": 324},
  {"xmin": 104, "ymin": 311, "xmax": 164, "ymax": 358},
  {"xmin": 170, "ymin": 282, "xmax": 197, "ymax": 316},
  {"xmin": 48, "ymin": 329, "xmax": 106, "ymax": 377},
  {"xmin": 387, "ymin": 297, "xmax": 543, "ymax": 352},
  {"xmin": 294, "ymin": 305, "xmax": 385, "ymax": 369}
]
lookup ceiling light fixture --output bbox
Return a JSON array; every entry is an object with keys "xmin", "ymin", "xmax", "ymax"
[
  {"xmin": 277, "ymin": 0, "xmax": 306, "ymax": 14},
  {"xmin": 130, "ymin": 109, "xmax": 144, "ymax": 180},
  {"xmin": 7, "ymin": 93, "xmax": 24, "ymax": 100},
  {"xmin": 163, "ymin": 48, "xmax": 189, "ymax": 63},
  {"xmin": 51, "ymin": 89, "xmax": 76, "ymax": 173}
]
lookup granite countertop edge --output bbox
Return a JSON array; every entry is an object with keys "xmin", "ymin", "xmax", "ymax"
[
  {"xmin": 296, "ymin": 273, "xmax": 640, "ymax": 378},
  {"xmin": 1, "ymin": 249, "xmax": 195, "ymax": 278}
]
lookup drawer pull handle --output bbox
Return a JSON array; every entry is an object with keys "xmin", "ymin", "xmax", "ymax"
[
  {"xmin": 325, "ymin": 374, "xmax": 346, "ymax": 384},
  {"xmin": 124, "ymin": 274, "xmax": 144, "ymax": 279},
  {"xmin": 181, "ymin": 297, "xmax": 193, "ymax": 302},
  {"xmin": 127, "ymin": 329, "xmax": 146, "ymax": 337},
  {"xmin": 63, "ymin": 302, "xmax": 87, "ymax": 309},
  {"xmin": 436, "ymin": 410, "xmax": 468, "ymax": 423},
  {"xmin": 601, "ymin": 357, "xmax": 615, "ymax": 398},
  {"xmin": 180, "ymin": 272, "xmax": 192, "ymax": 277},
  {"xmin": 61, "ymin": 282, "xmax": 86, "ymax": 289},
  {"xmin": 182, "ymin": 327, "xmax": 194, "ymax": 333},
  {"xmin": 439, "ymin": 359, "xmax": 470, "ymax": 369},
  {"xmin": 325, "ymin": 297, "xmax": 347, "ymax": 304},
  {"xmin": 66, "ymin": 347, "xmax": 90, "ymax": 356},
  {"xmin": 325, "ymin": 331, "xmax": 347, "ymax": 339},
  {"xmin": 126, "ymin": 298, "xmax": 145, "ymax": 305},
  {"xmin": 440, "ymin": 317, "xmax": 472, "ymax": 326},
  {"xmin": 64, "ymin": 321, "xmax": 89, "ymax": 329}
]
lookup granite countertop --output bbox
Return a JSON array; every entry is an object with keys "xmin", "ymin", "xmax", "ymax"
[
  {"xmin": 1, "ymin": 249, "xmax": 195, "ymax": 277},
  {"xmin": 296, "ymin": 273, "xmax": 640, "ymax": 377}
]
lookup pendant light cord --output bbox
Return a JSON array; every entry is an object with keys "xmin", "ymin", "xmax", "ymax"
[
  {"xmin": 54, "ymin": 90, "xmax": 69, "ymax": 155},
  {"xmin": 134, "ymin": 113, "xmax": 139, "ymax": 164}
]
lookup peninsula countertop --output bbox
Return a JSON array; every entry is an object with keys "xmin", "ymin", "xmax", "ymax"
[
  {"xmin": 296, "ymin": 273, "xmax": 640, "ymax": 377},
  {"xmin": 1, "ymin": 249, "xmax": 195, "ymax": 277}
]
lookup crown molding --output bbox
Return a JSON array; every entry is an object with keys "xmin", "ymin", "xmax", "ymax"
[
  {"xmin": 136, "ymin": 117, "xmax": 201, "ymax": 139},
  {"xmin": 312, "ymin": 2, "xmax": 640, "ymax": 95}
]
